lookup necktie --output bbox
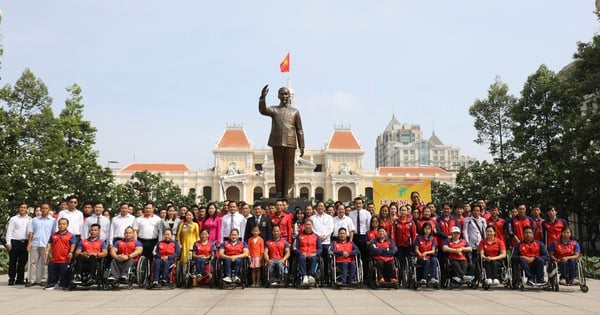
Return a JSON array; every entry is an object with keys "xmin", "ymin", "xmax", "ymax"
[
  {"xmin": 356, "ymin": 210, "xmax": 361, "ymax": 235},
  {"xmin": 230, "ymin": 214, "xmax": 234, "ymax": 233}
]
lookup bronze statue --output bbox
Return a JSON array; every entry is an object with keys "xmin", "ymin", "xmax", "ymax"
[{"xmin": 259, "ymin": 85, "xmax": 305, "ymax": 198}]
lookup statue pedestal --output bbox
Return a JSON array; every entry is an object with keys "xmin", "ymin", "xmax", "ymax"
[{"xmin": 256, "ymin": 198, "xmax": 311, "ymax": 213}]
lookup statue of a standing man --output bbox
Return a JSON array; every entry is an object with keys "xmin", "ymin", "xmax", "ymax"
[{"xmin": 259, "ymin": 85, "xmax": 305, "ymax": 198}]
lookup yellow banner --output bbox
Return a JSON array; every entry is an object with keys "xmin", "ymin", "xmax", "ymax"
[{"xmin": 373, "ymin": 178, "xmax": 431, "ymax": 207}]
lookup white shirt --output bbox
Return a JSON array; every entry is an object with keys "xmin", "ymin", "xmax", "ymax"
[
  {"xmin": 133, "ymin": 215, "xmax": 162, "ymax": 240},
  {"xmin": 81, "ymin": 214, "xmax": 111, "ymax": 240},
  {"xmin": 6, "ymin": 214, "xmax": 32, "ymax": 242},
  {"xmin": 58, "ymin": 209, "xmax": 84, "ymax": 235},
  {"xmin": 463, "ymin": 216, "xmax": 486, "ymax": 249},
  {"xmin": 332, "ymin": 215, "xmax": 356, "ymax": 238},
  {"xmin": 220, "ymin": 212, "xmax": 245, "ymax": 243},
  {"xmin": 311, "ymin": 213, "xmax": 334, "ymax": 245},
  {"xmin": 109, "ymin": 213, "xmax": 136, "ymax": 244},
  {"xmin": 348, "ymin": 209, "xmax": 371, "ymax": 236}
]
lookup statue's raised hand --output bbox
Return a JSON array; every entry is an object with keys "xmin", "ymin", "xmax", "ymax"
[{"xmin": 260, "ymin": 85, "xmax": 269, "ymax": 98}]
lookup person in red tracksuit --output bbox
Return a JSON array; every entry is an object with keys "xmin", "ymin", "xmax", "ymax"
[
  {"xmin": 512, "ymin": 226, "xmax": 549, "ymax": 286},
  {"xmin": 414, "ymin": 222, "xmax": 439, "ymax": 285},
  {"xmin": 152, "ymin": 229, "xmax": 181, "ymax": 286},
  {"xmin": 548, "ymin": 226, "xmax": 580, "ymax": 286},
  {"xmin": 270, "ymin": 200, "xmax": 293, "ymax": 243},
  {"xmin": 370, "ymin": 227, "xmax": 397, "ymax": 284},
  {"xmin": 542, "ymin": 206, "xmax": 568, "ymax": 247},
  {"xmin": 331, "ymin": 228, "xmax": 359, "ymax": 284},
  {"xmin": 486, "ymin": 205, "xmax": 506, "ymax": 245},
  {"xmin": 394, "ymin": 205, "xmax": 415, "ymax": 263},
  {"xmin": 444, "ymin": 226, "xmax": 473, "ymax": 284},
  {"xmin": 294, "ymin": 219, "xmax": 322, "ymax": 286},
  {"xmin": 264, "ymin": 225, "xmax": 291, "ymax": 285},
  {"xmin": 44, "ymin": 218, "xmax": 76, "ymax": 290},
  {"xmin": 508, "ymin": 203, "xmax": 535, "ymax": 247},
  {"xmin": 219, "ymin": 229, "xmax": 249, "ymax": 283},
  {"xmin": 192, "ymin": 229, "xmax": 216, "ymax": 280},
  {"xmin": 73, "ymin": 224, "xmax": 108, "ymax": 285},
  {"xmin": 415, "ymin": 208, "xmax": 437, "ymax": 236}
]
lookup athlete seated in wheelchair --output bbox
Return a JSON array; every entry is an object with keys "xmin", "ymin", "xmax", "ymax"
[
  {"xmin": 294, "ymin": 218, "xmax": 322, "ymax": 287},
  {"xmin": 443, "ymin": 226, "xmax": 476, "ymax": 286},
  {"xmin": 264, "ymin": 225, "xmax": 291, "ymax": 286},
  {"xmin": 479, "ymin": 225, "xmax": 508, "ymax": 287},
  {"xmin": 151, "ymin": 229, "xmax": 181, "ymax": 288},
  {"xmin": 72, "ymin": 224, "xmax": 108, "ymax": 287},
  {"xmin": 191, "ymin": 229, "xmax": 216, "ymax": 283},
  {"xmin": 219, "ymin": 228, "xmax": 249, "ymax": 284},
  {"xmin": 109, "ymin": 227, "xmax": 143, "ymax": 285},
  {"xmin": 512, "ymin": 226, "xmax": 550, "ymax": 287},
  {"xmin": 331, "ymin": 227, "xmax": 360, "ymax": 285},
  {"xmin": 548, "ymin": 226, "xmax": 581, "ymax": 286},
  {"xmin": 370, "ymin": 227, "xmax": 398, "ymax": 285},
  {"xmin": 414, "ymin": 222, "xmax": 439, "ymax": 287}
]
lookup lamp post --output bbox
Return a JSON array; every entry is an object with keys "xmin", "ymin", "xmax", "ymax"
[{"xmin": 107, "ymin": 160, "xmax": 119, "ymax": 169}]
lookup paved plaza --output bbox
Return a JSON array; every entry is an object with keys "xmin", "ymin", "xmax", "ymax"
[{"xmin": 1, "ymin": 274, "xmax": 598, "ymax": 315}]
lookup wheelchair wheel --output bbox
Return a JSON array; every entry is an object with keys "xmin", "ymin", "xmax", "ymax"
[
  {"xmin": 175, "ymin": 262, "xmax": 185, "ymax": 287},
  {"xmin": 137, "ymin": 256, "xmax": 149, "ymax": 288},
  {"xmin": 401, "ymin": 257, "xmax": 411, "ymax": 289}
]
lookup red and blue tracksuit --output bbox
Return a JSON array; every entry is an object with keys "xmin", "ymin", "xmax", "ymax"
[
  {"xmin": 220, "ymin": 240, "xmax": 247, "ymax": 277},
  {"xmin": 153, "ymin": 240, "xmax": 181, "ymax": 282},
  {"xmin": 548, "ymin": 239, "xmax": 580, "ymax": 281},
  {"xmin": 294, "ymin": 231, "xmax": 322, "ymax": 277},
  {"xmin": 331, "ymin": 240, "xmax": 359, "ymax": 284},
  {"xmin": 193, "ymin": 241, "xmax": 215, "ymax": 277},
  {"xmin": 512, "ymin": 239, "xmax": 549, "ymax": 283}
]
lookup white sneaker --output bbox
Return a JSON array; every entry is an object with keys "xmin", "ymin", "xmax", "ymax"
[
  {"xmin": 308, "ymin": 276, "xmax": 316, "ymax": 284},
  {"xmin": 559, "ymin": 279, "xmax": 567, "ymax": 286},
  {"xmin": 430, "ymin": 278, "xmax": 439, "ymax": 285},
  {"xmin": 302, "ymin": 276, "xmax": 309, "ymax": 285},
  {"xmin": 485, "ymin": 279, "xmax": 492, "ymax": 286},
  {"xmin": 223, "ymin": 276, "xmax": 232, "ymax": 283},
  {"xmin": 493, "ymin": 279, "xmax": 500, "ymax": 285},
  {"xmin": 233, "ymin": 276, "xmax": 240, "ymax": 283},
  {"xmin": 571, "ymin": 279, "xmax": 580, "ymax": 285}
]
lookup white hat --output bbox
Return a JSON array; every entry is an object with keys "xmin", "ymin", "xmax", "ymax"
[{"xmin": 451, "ymin": 226, "xmax": 461, "ymax": 233}]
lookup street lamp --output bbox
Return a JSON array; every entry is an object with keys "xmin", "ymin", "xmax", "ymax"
[{"xmin": 107, "ymin": 160, "xmax": 119, "ymax": 169}]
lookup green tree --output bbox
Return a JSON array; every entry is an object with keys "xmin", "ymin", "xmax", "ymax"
[
  {"xmin": 431, "ymin": 181, "xmax": 454, "ymax": 206},
  {"xmin": 469, "ymin": 77, "xmax": 517, "ymax": 163}
]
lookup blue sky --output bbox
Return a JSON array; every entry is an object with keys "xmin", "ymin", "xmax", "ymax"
[{"xmin": 1, "ymin": 1, "xmax": 598, "ymax": 171}]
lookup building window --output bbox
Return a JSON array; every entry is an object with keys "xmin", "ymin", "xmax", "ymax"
[
  {"xmin": 202, "ymin": 186, "xmax": 212, "ymax": 202},
  {"xmin": 365, "ymin": 187, "xmax": 373, "ymax": 201},
  {"xmin": 314, "ymin": 164, "xmax": 323, "ymax": 172},
  {"xmin": 253, "ymin": 187, "xmax": 263, "ymax": 201},
  {"xmin": 300, "ymin": 187, "xmax": 309, "ymax": 200},
  {"xmin": 255, "ymin": 164, "xmax": 263, "ymax": 171},
  {"xmin": 315, "ymin": 187, "xmax": 325, "ymax": 202}
]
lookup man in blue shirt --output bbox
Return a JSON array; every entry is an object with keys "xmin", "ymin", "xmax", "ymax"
[{"xmin": 27, "ymin": 203, "xmax": 56, "ymax": 287}]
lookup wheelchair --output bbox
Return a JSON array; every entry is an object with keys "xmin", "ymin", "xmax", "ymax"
[
  {"xmin": 368, "ymin": 256, "xmax": 401, "ymax": 289},
  {"xmin": 294, "ymin": 255, "xmax": 325, "ymax": 288},
  {"xmin": 182, "ymin": 249, "xmax": 217, "ymax": 288},
  {"xmin": 443, "ymin": 252, "xmax": 480, "ymax": 289},
  {"xmin": 405, "ymin": 254, "xmax": 441, "ymax": 290},
  {"xmin": 68, "ymin": 256, "xmax": 106, "ymax": 290},
  {"xmin": 480, "ymin": 253, "xmax": 512, "ymax": 290},
  {"xmin": 104, "ymin": 257, "xmax": 140, "ymax": 290},
  {"xmin": 547, "ymin": 257, "xmax": 589, "ymax": 293},
  {"xmin": 263, "ymin": 259, "xmax": 289, "ymax": 288},
  {"xmin": 512, "ymin": 257, "xmax": 556, "ymax": 291},
  {"xmin": 329, "ymin": 252, "xmax": 363, "ymax": 289},
  {"xmin": 147, "ymin": 256, "xmax": 178, "ymax": 289},
  {"xmin": 216, "ymin": 257, "xmax": 248, "ymax": 289}
]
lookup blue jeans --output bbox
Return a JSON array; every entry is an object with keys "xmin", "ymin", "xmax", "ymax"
[
  {"xmin": 336, "ymin": 261, "xmax": 357, "ymax": 284},
  {"xmin": 417, "ymin": 258, "xmax": 438, "ymax": 280},
  {"xmin": 47, "ymin": 262, "xmax": 70, "ymax": 288},
  {"xmin": 297, "ymin": 254, "xmax": 319, "ymax": 277},
  {"xmin": 195, "ymin": 257, "xmax": 208, "ymax": 276},
  {"xmin": 558, "ymin": 259, "xmax": 577, "ymax": 281},
  {"xmin": 223, "ymin": 258, "xmax": 243, "ymax": 277},
  {"xmin": 153, "ymin": 258, "xmax": 174, "ymax": 282},
  {"xmin": 268, "ymin": 259, "xmax": 286, "ymax": 282}
]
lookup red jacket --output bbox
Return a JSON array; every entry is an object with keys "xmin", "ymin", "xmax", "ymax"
[
  {"xmin": 394, "ymin": 217, "xmax": 415, "ymax": 247},
  {"xmin": 331, "ymin": 240, "xmax": 359, "ymax": 263},
  {"xmin": 266, "ymin": 238, "xmax": 289, "ymax": 260},
  {"xmin": 445, "ymin": 239, "xmax": 470, "ymax": 261},
  {"xmin": 270, "ymin": 213, "xmax": 293, "ymax": 243},
  {"xmin": 370, "ymin": 237, "xmax": 396, "ymax": 262},
  {"xmin": 296, "ymin": 232, "xmax": 320, "ymax": 256}
]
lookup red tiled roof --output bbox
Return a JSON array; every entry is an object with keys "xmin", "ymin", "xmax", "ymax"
[
  {"xmin": 378, "ymin": 167, "xmax": 449, "ymax": 175},
  {"xmin": 328, "ymin": 130, "xmax": 361, "ymax": 150},
  {"xmin": 122, "ymin": 163, "xmax": 189, "ymax": 172},
  {"xmin": 216, "ymin": 129, "xmax": 251, "ymax": 149}
]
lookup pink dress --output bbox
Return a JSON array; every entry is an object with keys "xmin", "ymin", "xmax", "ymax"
[{"xmin": 203, "ymin": 216, "xmax": 222, "ymax": 245}]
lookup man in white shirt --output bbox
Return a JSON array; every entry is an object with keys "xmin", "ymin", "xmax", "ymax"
[
  {"xmin": 109, "ymin": 203, "xmax": 136, "ymax": 247},
  {"xmin": 332, "ymin": 203, "xmax": 355, "ymax": 241},
  {"xmin": 133, "ymin": 202, "xmax": 162, "ymax": 259},
  {"xmin": 348, "ymin": 197, "xmax": 371, "ymax": 281},
  {"xmin": 463, "ymin": 204, "xmax": 487, "ymax": 251},
  {"xmin": 220, "ymin": 200, "xmax": 245, "ymax": 243},
  {"xmin": 6, "ymin": 203, "xmax": 32, "ymax": 285},
  {"xmin": 311, "ymin": 201, "xmax": 334, "ymax": 283},
  {"xmin": 58, "ymin": 196, "xmax": 84, "ymax": 240},
  {"xmin": 81, "ymin": 202, "xmax": 110, "ymax": 240}
]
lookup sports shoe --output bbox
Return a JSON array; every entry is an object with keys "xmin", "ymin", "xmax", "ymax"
[
  {"xmin": 73, "ymin": 274, "xmax": 82, "ymax": 284},
  {"xmin": 463, "ymin": 275, "xmax": 473, "ymax": 282},
  {"xmin": 8, "ymin": 280, "xmax": 15, "ymax": 286},
  {"xmin": 485, "ymin": 279, "xmax": 493, "ymax": 286},
  {"xmin": 571, "ymin": 278, "xmax": 580, "ymax": 285},
  {"xmin": 452, "ymin": 276, "xmax": 462, "ymax": 283},
  {"xmin": 44, "ymin": 286, "xmax": 55, "ymax": 290},
  {"xmin": 271, "ymin": 281, "xmax": 278, "ymax": 286},
  {"xmin": 378, "ymin": 277, "xmax": 386, "ymax": 284},
  {"xmin": 120, "ymin": 276, "xmax": 128, "ymax": 283},
  {"xmin": 308, "ymin": 276, "xmax": 316, "ymax": 284},
  {"xmin": 223, "ymin": 276, "xmax": 232, "ymax": 283},
  {"xmin": 107, "ymin": 276, "xmax": 116, "ymax": 281},
  {"xmin": 559, "ymin": 279, "xmax": 567, "ymax": 286},
  {"xmin": 152, "ymin": 281, "xmax": 159, "ymax": 287},
  {"xmin": 430, "ymin": 278, "xmax": 439, "ymax": 285},
  {"xmin": 159, "ymin": 279, "xmax": 167, "ymax": 286},
  {"xmin": 26, "ymin": 282, "xmax": 38, "ymax": 287},
  {"xmin": 527, "ymin": 279, "xmax": 535, "ymax": 286},
  {"xmin": 493, "ymin": 279, "xmax": 500, "ymax": 285},
  {"xmin": 536, "ymin": 280, "xmax": 547, "ymax": 286},
  {"xmin": 302, "ymin": 276, "xmax": 309, "ymax": 285},
  {"xmin": 390, "ymin": 278, "xmax": 398, "ymax": 284},
  {"xmin": 233, "ymin": 276, "xmax": 240, "ymax": 283},
  {"xmin": 419, "ymin": 279, "xmax": 427, "ymax": 285}
]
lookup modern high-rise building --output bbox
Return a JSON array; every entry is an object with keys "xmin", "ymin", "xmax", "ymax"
[{"xmin": 376, "ymin": 115, "xmax": 476, "ymax": 170}]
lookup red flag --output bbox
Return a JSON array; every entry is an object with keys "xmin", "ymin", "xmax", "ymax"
[{"xmin": 280, "ymin": 52, "xmax": 290, "ymax": 73}]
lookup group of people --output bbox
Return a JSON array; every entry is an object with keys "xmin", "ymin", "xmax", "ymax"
[{"xmin": 3, "ymin": 193, "xmax": 582, "ymax": 291}]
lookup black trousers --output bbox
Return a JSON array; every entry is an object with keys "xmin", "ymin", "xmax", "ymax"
[
  {"xmin": 8, "ymin": 240, "xmax": 28, "ymax": 282},
  {"xmin": 353, "ymin": 235, "xmax": 369, "ymax": 284},
  {"xmin": 140, "ymin": 238, "xmax": 158, "ymax": 259}
]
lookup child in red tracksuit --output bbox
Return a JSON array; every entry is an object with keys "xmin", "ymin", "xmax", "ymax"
[
  {"xmin": 331, "ymin": 227, "xmax": 359, "ymax": 284},
  {"xmin": 248, "ymin": 226, "xmax": 265, "ymax": 287}
]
